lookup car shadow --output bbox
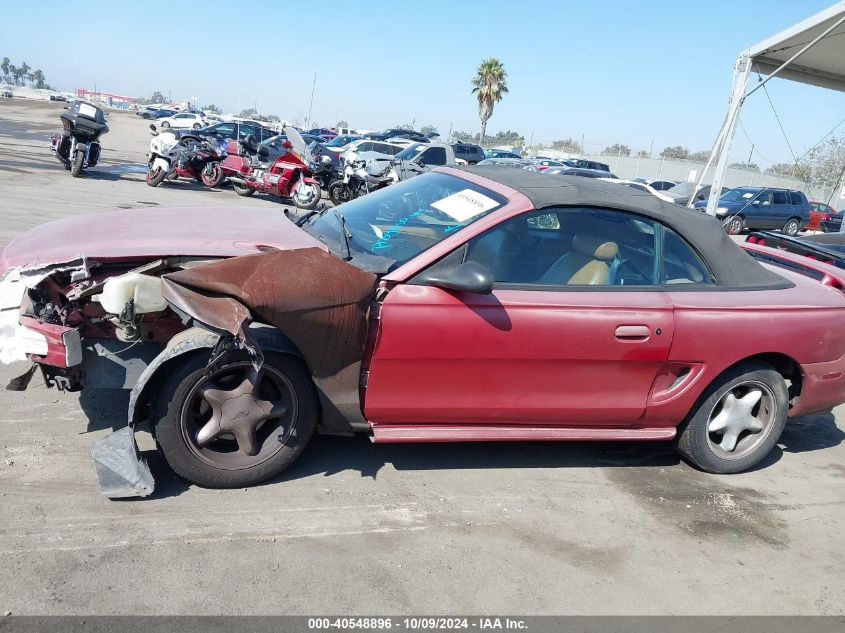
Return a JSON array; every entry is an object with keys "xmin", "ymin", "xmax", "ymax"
[
  {"xmin": 269, "ymin": 435, "xmax": 681, "ymax": 485},
  {"xmin": 75, "ymin": 388, "xmax": 845, "ymax": 497}
]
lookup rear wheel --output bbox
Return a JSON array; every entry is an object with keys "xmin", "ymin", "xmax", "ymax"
[
  {"xmin": 782, "ymin": 217, "xmax": 801, "ymax": 236},
  {"xmin": 201, "ymin": 162, "xmax": 223, "ymax": 187},
  {"xmin": 153, "ymin": 351, "xmax": 318, "ymax": 488},
  {"xmin": 233, "ymin": 182, "xmax": 256, "ymax": 196},
  {"xmin": 70, "ymin": 151, "xmax": 84, "ymax": 177},
  {"xmin": 674, "ymin": 361, "xmax": 788, "ymax": 474}
]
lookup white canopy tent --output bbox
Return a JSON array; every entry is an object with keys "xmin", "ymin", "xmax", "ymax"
[{"xmin": 698, "ymin": 2, "xmax": 845, "ymax": 215}]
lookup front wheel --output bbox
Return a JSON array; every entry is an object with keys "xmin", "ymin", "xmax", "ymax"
[
  {"xmin": 160, "ymin": 121, "xmax": 170, "ymax": 128},
  {"xmin": 201, "ymin": 162, "xmax": 223, "ymax": 187},
  {"xmin": 292, "ymin": 181, "xmax": 321, "ymax": 210},
  {"xmin": 782, "ymin": 217, "xmax": 801, "ymax": 237},
  {"xmin": 192, "ymin": 123, "xmax": 201, "ymax": 130},
  {"xmin": 153, "ymin": 351, "xmax": 318, "ymax": 488},
  {"xmin": 674, "ymin": 361, "xmax": 788, "ymax": 474},
  {"xmin": 724, "ymin": 215, "xmax": 745, "ymax": 235},
  {"xmin": 145, "ymin": 164, "xmax": 167, "ymax": 187},
  {"xmin": 70, "ymin": 151, "xmax": 84, "ymax": 177},
  {"xmin": 328, "ymin": 180, "xmax": 354, "ymax": 206}
]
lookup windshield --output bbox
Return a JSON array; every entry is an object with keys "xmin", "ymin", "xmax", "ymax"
[
  {"xmin": 395, "ymin": 143, "xmax": 426, "ymax": 161},
  {"xmin": 302, "ymin": 172, "xmax": 508, "ymax": 272},
  {"xmin": 719, "ymin": 189, "xmax": 758, "ymax": 203}
]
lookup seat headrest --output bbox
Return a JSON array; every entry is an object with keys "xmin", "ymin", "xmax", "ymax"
[{"xmin": 572, "ymin": 233, "xmax": 618, "ymax": 261}]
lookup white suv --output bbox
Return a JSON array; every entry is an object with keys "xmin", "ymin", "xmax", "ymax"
[{"xmin": 157, "ymin": 112, "xmax": 207, "ymax": 130}]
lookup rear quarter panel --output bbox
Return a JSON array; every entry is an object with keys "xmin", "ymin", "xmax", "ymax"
[{"xmin": 642, "ymin": 269, "xmax": 845, "ymax": 425}]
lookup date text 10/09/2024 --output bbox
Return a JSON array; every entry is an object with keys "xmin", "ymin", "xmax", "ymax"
[{"xmin": 308, "ymin": 617, "xmax": 528, "ymax": 630}]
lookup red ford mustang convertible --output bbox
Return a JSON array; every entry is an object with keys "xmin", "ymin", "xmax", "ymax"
[{"xmin": 1, "ymin": 167, "xmax": 844, "ymax": 497}]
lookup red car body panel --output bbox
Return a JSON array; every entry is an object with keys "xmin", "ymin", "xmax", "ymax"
[
  {"xmin": 365, "ymin": 285, "xmax": 674, "ymax": 427},
  {"xmin": 0, "ymin": 207, "xmax": 326, "ymax": 270}
]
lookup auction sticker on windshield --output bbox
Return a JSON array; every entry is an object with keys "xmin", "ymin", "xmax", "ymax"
[{"xmin": 432, "ymin": 189, "xmax": 500, "ymax": 222}]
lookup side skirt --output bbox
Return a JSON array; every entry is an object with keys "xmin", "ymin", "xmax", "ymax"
[{"xmin": 369, "ymin": 424, "xmax": 677, "ymax": 443}]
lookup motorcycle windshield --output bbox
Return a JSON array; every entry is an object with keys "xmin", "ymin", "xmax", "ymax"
[{"xmin": 283, "ymin": 126, "xmax": 311, "ymax": 165}]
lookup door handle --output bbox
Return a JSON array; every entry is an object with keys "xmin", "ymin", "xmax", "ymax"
[{"xmin": 615, "ymin": 325, "xmax": 650, "ymax": 340}]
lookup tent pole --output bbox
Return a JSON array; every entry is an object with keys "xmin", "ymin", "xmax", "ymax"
[{"xmin": 706, "ymin": 56, "xmax": 752, "ymax": 216}]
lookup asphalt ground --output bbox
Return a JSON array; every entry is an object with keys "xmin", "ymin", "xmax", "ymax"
[{"xmin": 0, "ymin": 99, "xmax": 842, "ymax": 616}]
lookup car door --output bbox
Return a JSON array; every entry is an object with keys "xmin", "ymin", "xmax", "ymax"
[
  {"xmin": 365, "ymin": 207, "xmax": 676, "ymax": 428},
  {"xmin": 771, "ymin": 190, "xmax": 790, "ymax": 228}
]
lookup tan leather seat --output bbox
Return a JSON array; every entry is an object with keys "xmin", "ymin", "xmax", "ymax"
[{"xmin": 538, "ymin": 233, "xmax": 619, "ymax": 285}]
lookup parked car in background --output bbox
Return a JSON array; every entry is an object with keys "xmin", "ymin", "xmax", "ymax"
[
  {"xmin": 483, "ymin": 149, "xmax": 522, "ymax": 159},
  {"xmin": 324, "ymin": 134, "xmax": 362, "ymax": 150},
  {"xmin": 452, "ymin": 143, "xmax": 485, "ymax": 164},
  {"xmin": 341, "ymin": 140, "xmax": 404, "ymax": 164},
  {"xmin": 808, "ymin": 201, "xmax": 838, "ymax": 231},
  {"xmin": 307, "ymin": 127, "xmax": 337, "ymax": 139},
  {"xmin": 694, "ymin": 187, "xmax": 811, "ymax": 235},
  {"xmin": 382, "ymin": 142, "xmax": 456, "ymax": 181},
  {"xmin": 820, "ymin": 209, "xmax": 844, "ymax": 233},
  {"xmin": 156, "ymin": 112, "xmax": 208, "ymax": 130},
  {"xmin": 632, "ymin": 178, "xmax": 678, "ymax": 191},
  {"xmin": 49, "ymin": 94, "xmax": 68, "ymax": 102},
  {"xmin": 664, "ymin": 182, "xmax": 714, "ymax": 206},
  {"xmin": 600, "ymin": 179, "xmax": 674, "ymax": 203},
  {"xmin": 152, "ymin": 108, "xmax": 177, "ymax": 120},
  {"xmin": 182, "ymin": 121, "xmax": 277, "ymax": 144},
  {"xmin": 529, "ymin": 158, "xmax": 567, "ymax": 171},
  {"xmin": 546, "ymin": 167, "xmax": 618, "ymax": 179},
  {"xmin": 562, "ymin": 158, "xmax": 611, "ymax": 172},
  {"xmin": 477, "ymin": 158, "xmax": 537, "ymax": 169},
  {"xmin": 367, "ymin": 128, "xmax": 429, "ymax": 143}
]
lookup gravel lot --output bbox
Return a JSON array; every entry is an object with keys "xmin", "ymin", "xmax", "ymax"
[{"xmin": 0, "ymin": 99, "xmax": 843, "ymax": 616}]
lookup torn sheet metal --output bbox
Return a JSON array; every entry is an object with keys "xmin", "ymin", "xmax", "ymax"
[
  {"xmin": 160, "ymin": 248, "xmax": 377, "ymax": 433},
  {"xmin": 90, "ymin": 426, "xmax": 154, "ymax": 498}
]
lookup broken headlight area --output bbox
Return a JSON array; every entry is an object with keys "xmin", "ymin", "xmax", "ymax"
[{"xmin": 0, "ymin": 258, "xmax": 208, "ymax": 391}]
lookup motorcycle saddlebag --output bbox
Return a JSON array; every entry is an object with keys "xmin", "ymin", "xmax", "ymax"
[{"xmin": 87, "ymin": 142, "xmax": 101, "ymax": 167}]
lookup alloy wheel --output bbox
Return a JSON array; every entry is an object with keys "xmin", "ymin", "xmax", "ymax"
[
  {"xmin": 706, "ymin": 380, "xmax": 777, "ymax": 460},
  {"xmin": 179, "ymin": 362, "xmax": 299, "ymax": 470}
]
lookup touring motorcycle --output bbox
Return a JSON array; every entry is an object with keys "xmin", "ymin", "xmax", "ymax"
[
  {"xmin": 145, "ymin": 124, "xmax": 225, "ymax": 188},
  {"xmin": 49, "ymin": 100, "xmax": 109, "ymax": 177},
  {"xmin": 221, "ymin": 126, "xmax": 322, "ymax": 210}
]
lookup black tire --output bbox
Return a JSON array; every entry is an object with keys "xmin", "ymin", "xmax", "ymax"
[
  {"xmin": 153, "ymin": 351, "xmax": 318, "ymax": 488},
  {"xmin": 233, "ymin": 182, "xmax": 256, "ymax": 196},
  {"xmin": 674, "ymin": 361, "xmax": 788, "ymax": 474},
  {"xmin": 201, "ymin": 162, "xmax": 223, "ymax": 187},
  {"xmin": 782, "ymin": 217, "xmax": 801, "ymax": 237},
  {"xmin": 724, "ymin": 215, "xmax": 745, "ymax": 235},
  {"xmin": 328, "ymin": 180, "xmax": 353, "ymax": 206},
  {"xmin": 192, "ymin": 123, "xmax": 201, "ymax": 130},
  {"xmin": 293, "ymin": 181, "xmax": 321, "ymax": 210},
  {"xmin": 160, "ymin": 120, "xmax": 170, "ymax": 128},
  {"xmin": 70, "ymin": 151, "xmax": 84, "ymax": 177},
  {"xmin": 145, "ymin": 164, "xmax": 167, "ymax": 187}
]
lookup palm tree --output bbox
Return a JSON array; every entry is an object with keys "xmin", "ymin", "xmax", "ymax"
[
  {"xmin": 18, "ymin": 62, "xmax": 30, "ymax": 86},
  {"xmin": 31, "ymin": 69, "xmax": 45, "ymax": 89},
  {"xmin": 1, "ymin": 58, "xmax": 10, "ymax": 83},
  {"xmin": 471, "ymin": 58, "xmax": 508, "ymax": 145}
]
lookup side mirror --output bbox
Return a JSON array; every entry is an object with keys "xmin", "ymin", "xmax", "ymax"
[
  {"xmin": 415, "ymin": 260, "xmax": 494, "ymax": 295},
  {"xmin": 149, "ymin": 124, "xmax": 156, "ymax": 132}
]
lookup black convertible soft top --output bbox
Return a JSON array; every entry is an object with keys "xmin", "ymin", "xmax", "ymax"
[{"xmin": 457, "ymin": 166, "xmax": 791, "ymax": 289}]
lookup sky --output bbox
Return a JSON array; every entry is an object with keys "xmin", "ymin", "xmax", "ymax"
[{"xmin": 2, "ymin": 0, "xmax": 843, "ymax": 166}]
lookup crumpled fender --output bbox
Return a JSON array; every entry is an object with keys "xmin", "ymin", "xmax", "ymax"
[{"xmin": 158, "ymin": 247, "xmax": 377, "ymax": 436}]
